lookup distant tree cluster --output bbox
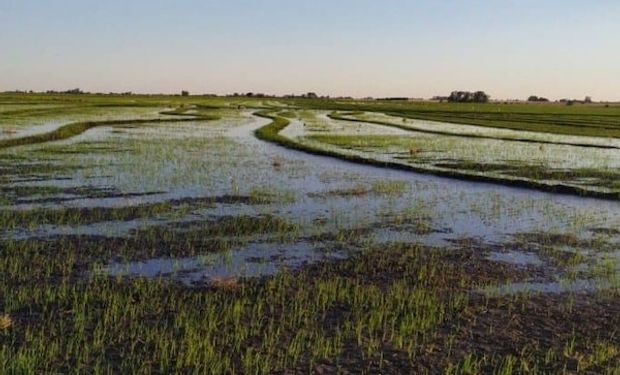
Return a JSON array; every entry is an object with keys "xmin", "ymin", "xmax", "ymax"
[
  {"xmin": 230, "ymin": 92, "xmax": 276, "ymax": 98},
  {"xmin": 377, "ymin": 97, "xmax": 409, "ymax": 101},
  {"xmin": 45, "ymin": 88, "xmax": 86, "ymax": 94},
  {"xmin": 559, "ymin": 96, "xmax": 593, "ymax": 105},
  {"xmin": 282, "ymin": 92, "xmax": 334, "ymax": 99},
  {"xmin": 527, "ymin": 95, "xmax": 549, "ymax": 102},
  {"xmin": 447, "ymin": 91, "xmax": 489, "ymax": 103}
]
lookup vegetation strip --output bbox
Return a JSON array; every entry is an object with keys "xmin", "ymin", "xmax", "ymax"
[
  {"xmin": 0, "ymin": 110, "xmax": 219, "ymax": 149},
  {"xmin": 329, "ymin": 113, "xmax": 620, "ymax": 150},
  {"xmin": 253, "ymin": 111, "xmax": 620, "ymax": 200},
  {"xmin": 286, "ymin": 98, "xmax": 620, "ymax": 138}
]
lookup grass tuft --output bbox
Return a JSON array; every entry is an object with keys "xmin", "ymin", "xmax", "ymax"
[{"xmin": 0, "ymin": 315, "xmax": 12, "ymax": 331}]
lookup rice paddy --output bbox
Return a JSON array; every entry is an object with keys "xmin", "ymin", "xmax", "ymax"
[{"xmin": 1, "ymin": 93, "xmax": 619, "ymax": 373}]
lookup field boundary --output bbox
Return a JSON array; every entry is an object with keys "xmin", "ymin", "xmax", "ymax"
[
  {"xmin": 253, "ymin": 110, "xmax": 620, "ymax": 201},
  {"xmin": 0, "ymin": 110, "xmax": 219, "ymax": 149},
  {"xmin": 329, "ymin": 113, "xmax": 620, "ymax": 150}
]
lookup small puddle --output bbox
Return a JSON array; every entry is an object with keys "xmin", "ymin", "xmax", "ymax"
[
  {"xmin": 372, "ymin": 228, "xmax": 455, "ymax": 247},
  {"xmin": 487, "ymin": 250, "xmax": 544, "ymax": 266},
  {"xmin": 100, "ymin": 241, "xmax": 347, "ymax": 285}
]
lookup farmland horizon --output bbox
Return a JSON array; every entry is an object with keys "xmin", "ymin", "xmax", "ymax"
[{"xmin": 2, "ymin": 89, "xmax": 617, "ymax": 104}]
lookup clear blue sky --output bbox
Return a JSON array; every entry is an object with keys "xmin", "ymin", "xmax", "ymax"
[{"xmin": 1, "ymin": 0, "xmax": 619, "ymax": 100}]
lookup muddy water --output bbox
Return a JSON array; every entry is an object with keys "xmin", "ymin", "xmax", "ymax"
[
  {"xmin": 293, "ymin": 113, "xmax": 620, "ymax": 194},
  {"xmin": 102, "ymin": 242, "xmax": 348, "ymax": 286},
  {"xmin": 115, "ymin": 114, "xmax": 619, "ymax": 285},
  {"xmin": 2, "ymin": 110, "xmax": 619, "ymax": 287},
  {"xmin": 0, "ymin": 106, "xmax": 168, "ymax": 141}
]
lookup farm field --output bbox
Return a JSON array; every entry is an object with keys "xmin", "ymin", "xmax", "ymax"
[{"xmin": 1, "ymin": 93, "xmax": 620, "ymax": 373}]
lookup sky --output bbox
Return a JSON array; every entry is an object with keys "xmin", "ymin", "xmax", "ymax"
[{"xmin": 1, "ymin": 0, "xmax": 619, "ymax": 100}]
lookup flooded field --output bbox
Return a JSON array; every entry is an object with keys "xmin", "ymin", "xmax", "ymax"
[{"xmin": 1, "ymin": 94, "xmax": 619, "ymax": 373}]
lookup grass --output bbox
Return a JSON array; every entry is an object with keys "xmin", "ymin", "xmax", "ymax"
[
  {"xmin": 255, "ymin": 111, "xmax": 620, "ymax": 200},
  {"xmin": 1, "ymin": 239, "xmax": 618, "ymax": 373},
  {"xmin": 433, "ymin": 161, "xmax": 620, "ymax": 190},
  {"xmin": 308, "ymin": 181, "xmax": 407, "ymax": 199},
  {"xmin": 1, "ymin": 93, "xmax": 620, "ymax": 373},
  {"xmin": 0, "ymin": 110, "xmax": 219, "ymax": 150},
  {"xmin": 0, "ymin": 195, "xmax": 274, "ymax": 229},
  {"xmin": 330, "ymin": 111, "xmax": 620, "ymax": 150},
  {"xmin": 289, "ymin": 98, "xmax": 620, "ymax": 138}
]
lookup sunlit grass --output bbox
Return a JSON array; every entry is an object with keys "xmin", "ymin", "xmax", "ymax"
[{"xmin": 1, "ymin": 94, "xmax": 619, "ymax": 373}]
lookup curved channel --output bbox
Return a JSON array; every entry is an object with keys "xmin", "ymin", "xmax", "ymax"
[{"xmin": 252, "ymin": 110, "xmax": 620, "ymax": 200}]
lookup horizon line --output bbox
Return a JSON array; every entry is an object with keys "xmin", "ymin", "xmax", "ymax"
[{"xmin": 1, "ymin": 89, "xmax": 614, "ymax": 103}]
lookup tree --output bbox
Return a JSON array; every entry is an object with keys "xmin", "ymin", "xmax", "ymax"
[
  {"xmin": 447, "ymin": 90, "xmax": 489, "ymax": 103},
  {"xmin": 528, "ymin": 95, "xmax": 549, "ymax": 102},
  {"xmin": 181, "ymin": 90, "xmax": 189, "ymax": 96},
  {"xmin": 473, "ymin": 91, "xmax": 489, "ymax": 103},
  {"xmin": 64, "ymin": 88, "xmax": 83, "ymax": 94}
]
